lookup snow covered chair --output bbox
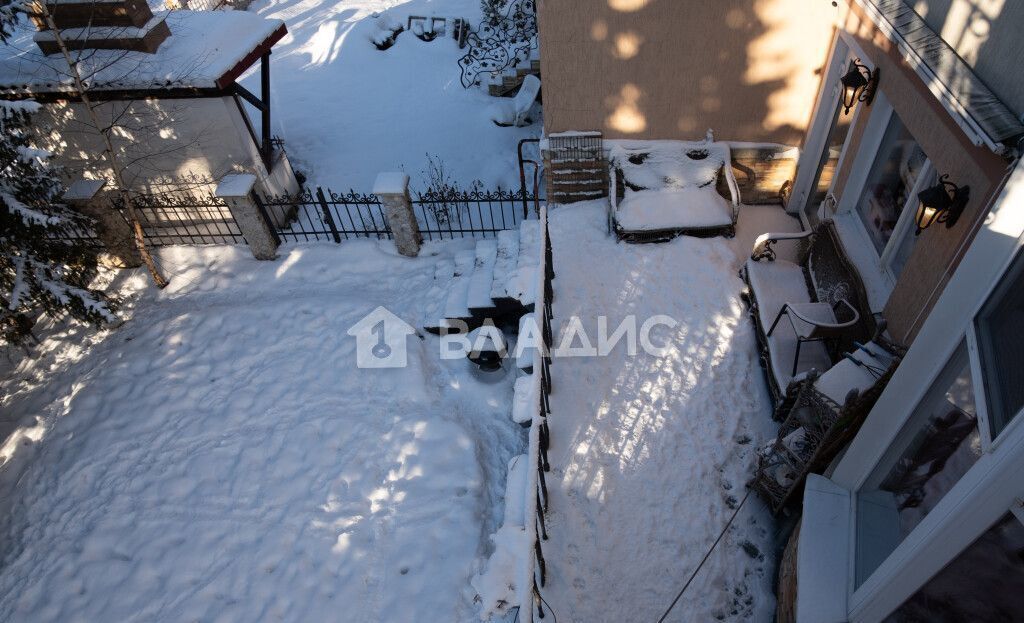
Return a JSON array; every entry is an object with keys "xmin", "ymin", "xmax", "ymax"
[
  {"xmin": 490, "ymin": 74, "xmax": 541, "ymax": 127},
  {"xmin": 608, "ymin": 139, "xmax": 740, "ymax": 241},
  {"xmin": 741, "ymin": 220, "xmax": 877, "ymax": 408},
  {"xmin": 752, "ymin": 342, "xmax": 901, "ymax": 514}
]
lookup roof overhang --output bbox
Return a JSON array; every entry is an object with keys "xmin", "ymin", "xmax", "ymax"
[
  {"xmin": 214, "ymin": 21, "xmax": 287, "ymax": 91},
  {"xmin": 849, "ymin": 0, "xmax": 1024, "ymax": 156},
  {"xmin": 0, "ymin": 11, "xmax": 287, "ymax": 101}
]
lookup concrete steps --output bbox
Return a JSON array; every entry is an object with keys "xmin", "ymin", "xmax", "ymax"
[{"xmin": 420, "ymin": 218, "xmax": 543, "ymax": 334}]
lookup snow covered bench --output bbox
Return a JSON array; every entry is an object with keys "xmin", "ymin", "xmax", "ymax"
[
  {"xmin": 741, "ymin": 220, "xmax": 878, "ymax": 408},
  {"xmin": 608, "ymin": 139, "xmax": 740, "ymax": 241}
]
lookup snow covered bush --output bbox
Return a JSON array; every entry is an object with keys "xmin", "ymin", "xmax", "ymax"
[
  {"xmin": 369, "ymin": 11, "xmax": 403, "ymax": 50},
  {"xmin": 0, "ymin": 101, "xmax": 116, "ymax": 345}
]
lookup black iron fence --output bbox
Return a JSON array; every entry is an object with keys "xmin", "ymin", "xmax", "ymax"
[
  {"xmin": 260, "ymin": 186, "xmax": 537, "ymax": 244},
  {"xmin": 523, "ymin": 204, "xmax": 554, "ymax": 623},
  {"xmin": 128, "ymin": 193, "xmax": 245, "ymax": 246},
  {"xmin": 51, "ymin": 184, "xmax": 540, "ymax": 249},
  {"xmin": 48, "ymin": 191, "xmax": 244, "ymax": 247}
]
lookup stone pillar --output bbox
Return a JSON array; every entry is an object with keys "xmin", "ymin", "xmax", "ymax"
[
  {"xmin": 373, "ymin": 172, "xmax": 421, "ymax": 257},
  {"xmin": 63, "ymin": 179, "xmax": 142, "ymax": 268},
  {"xmin": 215, "ymin": 173, "xmax": 278, "ymax": 260}
]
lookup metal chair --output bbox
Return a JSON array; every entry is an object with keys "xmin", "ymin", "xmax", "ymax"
[{"xmin": 767, "ymin": 299, "xmax": 860, "ymax": 377}]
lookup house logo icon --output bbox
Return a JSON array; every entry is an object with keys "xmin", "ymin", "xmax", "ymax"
[{"xmin": 347, "ymin": 306, "xmax": 416, "ymax": 368}]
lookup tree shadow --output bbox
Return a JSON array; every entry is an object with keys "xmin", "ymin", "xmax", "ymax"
[{"xmin": 539, "ymin": 0, "xmax": 837, "ymax": 145}]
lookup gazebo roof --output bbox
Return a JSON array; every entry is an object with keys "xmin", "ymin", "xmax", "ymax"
[{"xmin": 0, "ymin": 10, "xmax": 287, "ymax": 99}]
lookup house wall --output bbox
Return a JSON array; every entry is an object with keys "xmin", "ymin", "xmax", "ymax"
[
  {"xmin": 537, "ymin": 0, "xmax": 838, "ymax": 146},
  {"xmin": 36, "ymin": 95, "xmax": 295, "ymax": 197},
  {"xmin": 827, "ymin": 2, "xmax": 1010, "ymax": 346},
  {"xmin": 913, "ymin": 0, "xmax": 1024, "ymax": 119}
]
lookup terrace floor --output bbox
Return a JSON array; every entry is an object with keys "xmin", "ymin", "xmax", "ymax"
[{"xmin": 541, "ymin": 200, "xmax": 801, "ymax": 621}]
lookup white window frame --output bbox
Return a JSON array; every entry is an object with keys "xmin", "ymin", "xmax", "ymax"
[
  {"xmin": 831, "ymin": 96, "xmax": 934, "ymax": 299},
  {"xmin": 825, "ymin": 161, "xmax": 1024, "ymax": 622},
  {"xmin": 792, "ymin": 31, "xmax": 868, "ymax": 224},
  {"xmin": 847, "ymin": 246, "xmax": 1024, "ymax": 614}
]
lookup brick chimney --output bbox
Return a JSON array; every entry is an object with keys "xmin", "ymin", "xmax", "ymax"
[{"xmin": 29, "ymin": 0, "xmax": 171, "ymax": 55}]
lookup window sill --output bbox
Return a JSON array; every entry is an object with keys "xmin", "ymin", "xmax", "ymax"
[
  {"xmin": 796, "ymin": 474, "xmax": 852, "ymax": 623},
  {"xmin": 832, "ymin": 211, "xmax": 896, "ymax": 312}
]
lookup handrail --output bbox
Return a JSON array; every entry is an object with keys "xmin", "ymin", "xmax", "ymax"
[
  {"xmin": 520, "ymin": 203, "xmax": 553, "ymax": 622},
  {"xmin": 519, "ymin": 138, "xmax": 542, "ymax": 219}
]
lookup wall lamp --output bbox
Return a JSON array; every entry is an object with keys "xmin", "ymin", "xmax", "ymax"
[
  {"xmin": 840, "ymin": 59, "xmax": 879, "ymax": 114},
  {"xmin": 915, "ymin": 174, "xmax": 970, "ymax": 235}
]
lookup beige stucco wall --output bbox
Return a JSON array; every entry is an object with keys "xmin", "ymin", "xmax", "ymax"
[
  {"xmin": 37, "ymin": 95, "xmax": 293, "ymax": 196},
  {"xmin": 537, "ymin": 0, "xmax": 839, "ymax": 145},
  {"xmin": 913, "ymin": 0, "xmax": 1024, "ymax": 118},
  {"xmin": 829, "ymin": 2, "xmax": 1010, "ymax": 346}
]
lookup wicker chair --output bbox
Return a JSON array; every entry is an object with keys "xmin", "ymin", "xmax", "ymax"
[
  {"xmin": 741, "ymin": 219, "xmax": 877, "ymax": 409},
  {"xmin": 752, "ymin": 342, "xmax": 902, "ymax": 515}
]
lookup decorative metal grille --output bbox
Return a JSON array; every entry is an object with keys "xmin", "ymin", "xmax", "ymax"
[{"xmin": 458, "ymin": 0, "xmax": 537, "ymax": 88}]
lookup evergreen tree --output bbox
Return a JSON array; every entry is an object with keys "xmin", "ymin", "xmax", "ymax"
[{"xmin": 1, "ymin": 99, "xmax": 117, "ymax": 346}]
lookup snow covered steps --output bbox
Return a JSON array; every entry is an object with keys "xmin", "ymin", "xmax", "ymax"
[{"xmin": 420, "ymin": 219, "xmax": 543, "ymax": 334}]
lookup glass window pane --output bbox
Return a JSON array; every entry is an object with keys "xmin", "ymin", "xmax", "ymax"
[
  {"xmin": 886, "ymin": 168, "xmax": 936, "ymax": 278},
  {"xmin": 855, "ymin": 113, "xmax": 927, "ymax": 255},
  {"xmin": 808, "ymin": 99, "xmax": 854, "ymax": 209},
  {"xmin": 884, "ymin": 512, "xmax": 1024, "ymax": 622},
  {"xmin": 855, "ymin": 342, "xmax": 982, "ymax": 587},
  {"xmin": 975, "ymin": 248, "xmax": 1024, "ymax": 438}
]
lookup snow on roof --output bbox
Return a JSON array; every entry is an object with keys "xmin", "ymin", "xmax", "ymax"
[{"xmin": 0, "ymin": 10, "xmax": 286, "ymax": 97}]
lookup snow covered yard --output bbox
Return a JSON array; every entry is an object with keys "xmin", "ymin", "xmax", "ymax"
[
  {"xmin": 540, "ymin": 201, "xmax": 800, "ymax": 622},
  {"xmin": 0, "ymin": 242, "xmax": 523, "ymax": 622},
  {"xmin": 242, "ymin": 0, "xmax": 539, "ymax": 190}
]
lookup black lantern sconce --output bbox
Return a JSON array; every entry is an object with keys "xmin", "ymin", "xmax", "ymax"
[
  {"xmin": 915, "ymin": 174, "xmax": 970, "ymax": 235},
  {"xmin": 840, "ymin": 59, "xmax": 879, "ymax": 114}
]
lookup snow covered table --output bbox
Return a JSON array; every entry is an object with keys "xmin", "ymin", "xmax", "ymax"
[{"xmin": 608, "ymin": 139, "xmax": 740, "ymax": 240}]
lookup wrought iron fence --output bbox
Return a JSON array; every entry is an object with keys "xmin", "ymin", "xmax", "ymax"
[
  {"xmin": 49, "ymin": 183, "xmax": 539, "ymax": 249},
  {"xmin": 47, "ymin": 191, "xmax": 244, "ymax": 247},
  {"xmin": 521, "ymin": 204, "xmax": 554, "ymax": 623},
  {"xmin": 411, "ymin": 187, "xmax": 529, "ymax": 239},
  {"xmin": 180, "ymin": 0, "xmax": 232, "ymax": 10},
  {"xmin": 260, "ymin": 186, "xmax": 536, "ymax": 243},
  {"xmin": 256, "ymin": 188, "xmax": 389, "ymax": 244},
  {"xmin": 125, "ymin": 192, "xmax": 245, "ymax": 246}
]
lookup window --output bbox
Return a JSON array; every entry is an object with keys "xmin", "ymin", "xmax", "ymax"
[
  {"xmin": 851, "ymin": 111, "xmax": 930, "ymax": 278},
  {"xmin": 855, "ymin": 342, "xmax": 983, "ymax": 587},
  {"xmin": 885, "ymin": 167, "xmax": 937, "ymax": 277},
  {"xmin": 884, "ymin": 511, "xmax": 1024, "ymax": 622},
  {"xmin": 808, "ymin": 97, "xmax": 855, "ymax": 210},
  {"xmin": 975, "ymin": 248, "xmax": 1024, "ymax": 439}
]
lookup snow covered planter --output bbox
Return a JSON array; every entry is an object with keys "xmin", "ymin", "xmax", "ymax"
[
  {"xmin": 474, "ymin": 206, "xmax": 553, "ymax": 623},
  {"xmin": 369, "ymin": 12, "xmax": 403, "ymax": 50},
  {"xmin": 608, "ymin": 137, "xmax": 741, "ymax": 241}
]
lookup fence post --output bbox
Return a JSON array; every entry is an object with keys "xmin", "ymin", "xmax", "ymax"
[
  {"xmin": 216, "ymin": 174, "xmax": 278, "ymax": 260},
  {"xmin": 315, "ymin": 187, "xmax": 342, "ymax": 243},
  {"xmin": 63, "ymin": 179, "xmax": 142, "ymax": 268},
  {"xmin": 373, "ymin": 172, "xmax": 421, "ymax": 257}
]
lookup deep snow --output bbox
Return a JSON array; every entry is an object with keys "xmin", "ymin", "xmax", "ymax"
[
  {"xmin": 241, "ymin": 0, "xmax": 540, "ymax": 191},
  {"xmin": 0, "ymin": 241, "xmax": 524, "ymax": 622},
  {"xmin": 538, "ymin": 201, "xmax": 800, "ymax": 622}
]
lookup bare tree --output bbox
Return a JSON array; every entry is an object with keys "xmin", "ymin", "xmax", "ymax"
[{"xmin": 32, "ymin": 2, "xmax": 172, "ymax": 286}]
